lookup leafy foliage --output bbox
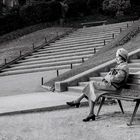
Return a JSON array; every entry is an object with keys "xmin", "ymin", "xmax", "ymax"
[
  {"xmin": 64, "ymin": 0, "xmax": 89, "ymax": 17},
  {"xmin": 102, "ymin": 0, "xmax": 131, "ymax": 16},
  {"xmin": 19, "ymin": 1, "xmax": 62, "ymax": 25}
]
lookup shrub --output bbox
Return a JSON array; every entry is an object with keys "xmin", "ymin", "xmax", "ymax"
[
  {"xmin": 0, "ymin": 14, "xmax": 23, "ymax": 35},
  {"xmin": 19, "ymin": 1, "xmax": 62, "ymax": 25},
  {"xmin": 65, "ymin": 0, "xmax": 89, "ymax": 17},
  {"xmin": 102, "ymin": 0, "xmax": 131, "ymax": 16}
]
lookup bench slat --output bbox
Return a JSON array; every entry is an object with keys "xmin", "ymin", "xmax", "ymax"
[
  {"xmin": 124, "ymin": 84, "xmax": 140, "ymax": 90},
  {"xmin": 128, "ymin": 74, "xmax": 140, "ymax": 79},
  {"xmin": 102, "ymin": 94, "xmax": 135, "ymax": 101},
  {"xmin": 127, "ymin": 78, "xmax": 140, "ymax": 84}
]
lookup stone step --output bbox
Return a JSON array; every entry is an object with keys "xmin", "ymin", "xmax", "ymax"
[
  {"xmin": 72, "ymin": 24, "xmax": 129, "ymax": 33},
  {"xmin": 100, "ymin": 72, "xmax": 108, "ymax": 77},
  {"xmin": 61, "ymin": 31, "xmax": 119, "ymax": 41},
  {"xmin": 18, "ymin": 54, "xmax": 92, "ymax": 63},
  {"xmin": 31, "ymin": 46, "xmax": 101, "ymax": 58},
  {"xmin": 100, "ymin": 69, "xmax": 140, "ymax": 77},
  {"xmin": 5, "ymin": 59, "xmax": 83, "ymax": 71},
  {"xmin": 128, "ymin": 63, "xmax": 140, "ymax": 68},
  {"xmin": 68, "ymin": 24, "xmax": 130, "ymax": 35},
  {"xmin": 78, "ymin": 21, "xmax": 132, "ymax": 31},
  {"xmin": 78, "ymin": 77, "xmax": 103, "ymax": 86},
  {"xmin": 69, "ymin": 29, "xmax": 123, "ymax": 37},
  {"xmin": 129, "ymin": 59, "xmax": 140, "ymax": 63},
  {"xmin": 129, "ymin": 68, "xmax": 140, "ymax": 73},
  {"xmin": 78, "ymin": 81, "xmax": 89, "ymax": 86},
  {"xmin": 41, "ymin": 42, "xmax": 104, "ymax": 53},
  {"xmin": 60, "ymin": 30, "xmax": 117, "ymax": 38},
  {"xmin": 25, "ymin": 49, "xmax": 97, "ymax": 60},
  {"xmin": 35, "ymin": 44, "xmax": 103, "ymax": 55},
  {"xmin": 68, "ymin": 86, "xmax": 84, "ymax": 93},
  {"xmin": 83, "ymin": 21, "xmax": 133, "ymax": 28},
  {"xmin": 57, "ymin": 33, "xmax": 116, "ymax": 43},
  {"xmin": 0, "ymin": 63, "xmax": 80, "ymax": 76},
  {"xmin": 12, "ymin": 57, "xmax": 89, "ymax": 67},
  {"xmin": 89, "ymin": 77, "xmax": 103, "ymax": 81},
  {"xmin": 51, "ymin": 36, "xmax": 113, "ymax": 46}
]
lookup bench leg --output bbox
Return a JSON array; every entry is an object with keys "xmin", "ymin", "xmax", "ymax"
[
  {"xmin": 117, "ymin": 100, "xmax": 124, "ymax": 114},
  {"xmin": 127, "ymin": 101, "xmax": 140, "ymax": 126},
  {"xmin": 97, "ymin": 97, "xmax": 105, "ymax": 117}
]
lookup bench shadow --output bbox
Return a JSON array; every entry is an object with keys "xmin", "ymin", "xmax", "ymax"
[{"xmin": 96, "ymin": 111, "xmax": 140, "ymax": 125}]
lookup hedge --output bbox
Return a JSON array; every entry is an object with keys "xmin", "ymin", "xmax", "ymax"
[
  {"xmin": 0, "ymin": 14, "xmax": 24, "ymax": 36},
  {"xmin": 19, "ymin": 1, "xmax": 62, "ymax": 25}
]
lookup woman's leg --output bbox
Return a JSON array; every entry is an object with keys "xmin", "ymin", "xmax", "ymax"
[
  {"xmin": 89, "ymin": 100, "xmax": 95, "ymax": 115},
  {"xmin": 83, "ymin": 99, "xmax": 96, "ymax": 122},
  {"xmin": 66, "ymin": 93, "xmax": 87, "ymax": 107},
  {"xmin": 75, "ymin": 93, "xmax": 87, "ymax": 103},
  {"xmin": 83, "ymin": 82, "xmax": 96, "ymax": 122}
]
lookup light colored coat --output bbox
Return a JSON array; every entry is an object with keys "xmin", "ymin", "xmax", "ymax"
[{"xmin": 83, "ymin": 62, "xmax": 129, "ymax": 102}]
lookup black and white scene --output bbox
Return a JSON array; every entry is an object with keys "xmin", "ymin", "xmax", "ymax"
[{"xmin": 0, "ymin": 0, "xmax": 140, "ymax": 139}]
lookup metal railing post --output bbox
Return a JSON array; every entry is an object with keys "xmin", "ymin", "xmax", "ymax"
[
  {"xmin": 4, "ymin": 59, "xmax": 6, "ymax": 65},
  {"xmin": 127, "ymin": 23, "xmax": 129, "ymax": 28},
  {"xmin": 41, "ymin": 77, "xmax": 44, "ymax": 85},
  {"xmin": 57, "ymin": 69, "xmax": 59, "ymax": 76},
  {"xmin": 45, "ymin": 37, "xmax": 47, "ymax": 43},
  {"xmin": 94, "ymin": 48, "xmax": 96, "ymax": 53},
  {"xmin": 70, "ymin": 63, "xmax": 72, "ymax": 69},
  {"xmin": 20, "ymin": 51, "xmax": 22, "ymax": 57},
  {"xmin": 112, "ymin": 33, "xmax": 114, "ymax": 39},
  {"xmin": 104, "ymin": 40, "xmax": 106, "ymax": 45},
  {"xmin": 32, "ymin": 43, "xmax": 35, "ymax": 50}
]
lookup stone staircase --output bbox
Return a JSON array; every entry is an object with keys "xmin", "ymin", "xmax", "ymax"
[
  {"xmin": 0, "ymin": 21, "xmax": 134, "ymax": 76},
  {"xmin": 67, "ymin": 58, "xmax": 140, "ymax": 93}
]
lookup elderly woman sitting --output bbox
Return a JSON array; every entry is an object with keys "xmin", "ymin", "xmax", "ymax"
[{"xmin": 66, "ymin": 48, "xmax": 129, "ymax": 122}]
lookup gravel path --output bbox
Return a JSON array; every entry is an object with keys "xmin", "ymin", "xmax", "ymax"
[{"xmin": 0, "ymin": 101, "xmax": 139, "ymax": 140}]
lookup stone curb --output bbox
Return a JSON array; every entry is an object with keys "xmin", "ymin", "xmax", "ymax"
[{"xmin": 0, "ymin": 102, "xmax": 89, "ymax": 116}]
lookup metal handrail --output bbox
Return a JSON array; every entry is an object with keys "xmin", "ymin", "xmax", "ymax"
[{"xmin": 0, "ymin": 28, "xmax": 76, "ymax": 72}]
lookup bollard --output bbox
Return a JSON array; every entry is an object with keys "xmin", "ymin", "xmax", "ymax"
[
  {"xmin": 94, "ymin": 48, "xmax": 96, "ymax": 53},
  {"xmin": 4, "ymin": 59, "xmax": 6, "ymax": 65},
  {"xmin": 20, "ymin": 51, "xmax": 22, "ymax": 57},
  {"xmin": 120, "ymin": 28, "xmax": 122, "ymax": 33},
  {"xmin": 56, "ymin": 32, "xmax": 59, "ymax": 38},
  {"xmin": 41, "ymin": 77, "xmax": 44, "ymax": 85},
  {"xmin": 112, "ymin": 33, "xmax": 115, "ymax": 39},
  {"xmin": 127, "ymin": 23, "xmax": 129, "ymax": 28},
  {"xmin": 82, "ymin": 58, "xmax": 84, "ymax": 63},
  {"xmin": 70, "ymin": 63, "xmax": 72, "ymax": 69},
  {"xmin": 45, "ymin": 37, "xmax": 47, "ymax": 43},
  {"xmin": 57, "ymin": 69, "xmax": 59, "ymax": 76},
  {"xmin": 32, "ymin": 43, "xmax": 35, "ymax": 50},
  {"xmin": 104, "ymin": 40, "xmax": 106, "ymax": 45}
]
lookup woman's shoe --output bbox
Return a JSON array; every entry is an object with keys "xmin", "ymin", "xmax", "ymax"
[
  {"xmin": 66, "ymin": 101, "xmax": 80, "ymax": 108},
  {"xmin": 83, "ymin": 114, "xmax": 95, "ymax": 122}
]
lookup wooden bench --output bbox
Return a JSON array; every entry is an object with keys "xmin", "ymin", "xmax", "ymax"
[
  {"xmin": 81, "ymin": 20, "xmax": 107, "ymax": 27},
  {"xmin": 97, "ymin": 74, "xmax": 140, "ymax": 126}
]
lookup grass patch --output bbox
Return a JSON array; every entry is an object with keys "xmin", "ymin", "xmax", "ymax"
[
  {"xmin": 0, "ymin": 27, "xmax": 72, "ymax": 65},
  {"xmin": 0, "ymin": 22, "xmax": 60, "ymax": 45}
]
